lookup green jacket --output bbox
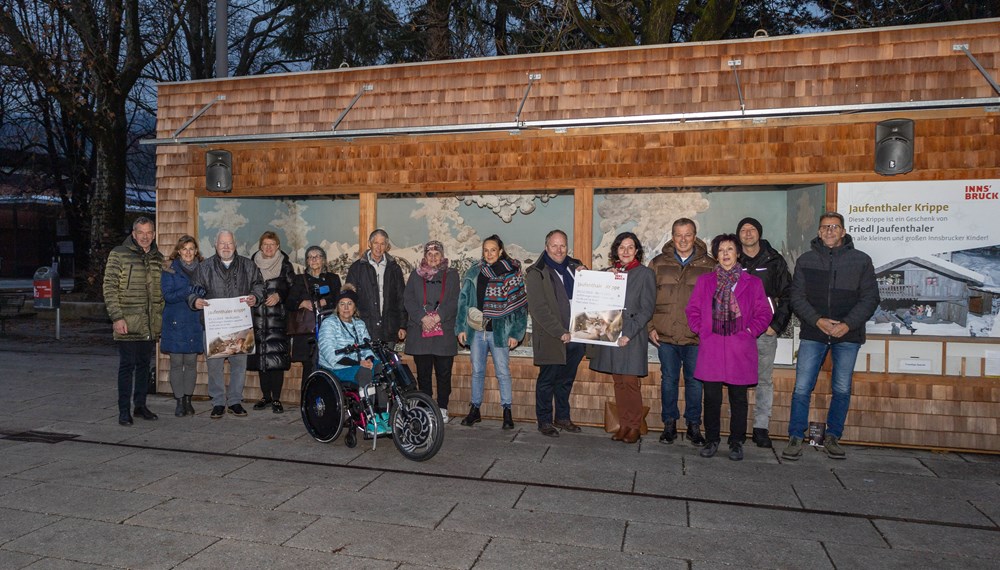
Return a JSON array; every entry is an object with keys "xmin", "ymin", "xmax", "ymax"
[{"xmin": 103, "ymin": 235, "xmax": 164, "ymax": 341}]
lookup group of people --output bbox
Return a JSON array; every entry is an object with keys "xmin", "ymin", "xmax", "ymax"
[{"xmin": 105, "ymin": 211, "xmax": 878, "ymax": 462}]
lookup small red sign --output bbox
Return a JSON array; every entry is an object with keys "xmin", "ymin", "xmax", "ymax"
[{"xmin": 33, "ymin": 280, "xmax": 53, "ymax": 299}]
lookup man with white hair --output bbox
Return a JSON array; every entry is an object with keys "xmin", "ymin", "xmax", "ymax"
[
  {"xmin": 189, "ymin": 230, "xmax": 265, "ymax": 419},
  {"xmin": 346, "ymin": 229, "xmax": 407, "ymax": 345}
]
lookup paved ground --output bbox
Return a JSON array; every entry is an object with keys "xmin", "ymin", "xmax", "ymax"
[{"xmin": 1, "ymin": 319, "xmax": 999, "ymax": 569}]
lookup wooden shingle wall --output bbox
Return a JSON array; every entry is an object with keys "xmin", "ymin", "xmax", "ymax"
[{"xmin": 153, "ymin": 19, "xmax": 1000, "ymax": 452}]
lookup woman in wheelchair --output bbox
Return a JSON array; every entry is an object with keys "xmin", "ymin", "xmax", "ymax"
[{"xmin": 317, "ymin": 284, "xmax": 391, "ymax": 435}]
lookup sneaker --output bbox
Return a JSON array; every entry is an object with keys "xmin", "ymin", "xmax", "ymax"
[
  {"xmin": 228, "ymin": 404, "xmax": 248, "ymax": 417},
  {"xmin": 367, "ymin": 412, "xmax": 392, "ymax": 435},
  {"xmin": 538, "ymin": 423, "xmax": 560, "ymax": 437},
  {"xmin": 782, "ymin": 436, "xmax": 804, "ymax": 460},
  {"xmin": 659, "ymin": 421, "xmax": 677, "ymax": 444},
  {"xmin": 210, "ymin": 405, "xmax": 225, "ymax": 419},
  {"xmin": 272, "ymin": 401, "xmax": 284, "ymax": 414},
  {"xmin": 728, "ymin": 442, "xmax": 744, "ymax": 461},
  {"xmin": 440, "ymin": 408, "xmax": 450, "ymax": 424},
  {"xmin": 700, "ymin": 441, "xmax": 719, "ymax": 458},
  {"xmin": 751, "ymin": 428, "xmax": 773, "ymax": 448},
  {"xmin": 553, "ymin": 419, "xmax": 581, "ymax": 433},
  {"xmin": 252, "ymin": 398, "xmax": 271, "ymax": 410},
  {"xmin": 824, "ymin": 435, "xmax": 847, "ymax": 459},
  {"xmin": 686, "ymin": 422, "xmax": 706, "ymax": 447}
]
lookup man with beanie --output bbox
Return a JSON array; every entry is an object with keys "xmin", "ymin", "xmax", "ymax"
[
  {"xmin": 737, "ymin": 217, "xmax": 792, "ymax": 448},
  {"xmin": 526, "ymin": 229, "xmax": 585, "ymax": 437},
  {"xmin": 783, "ymin": 212, "xmax": 879, "ymax": 461}
]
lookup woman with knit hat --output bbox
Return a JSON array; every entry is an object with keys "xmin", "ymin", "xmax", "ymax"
[{"xmin": 403, "ymin": 241, "xmax": 460, "ymax": 423}]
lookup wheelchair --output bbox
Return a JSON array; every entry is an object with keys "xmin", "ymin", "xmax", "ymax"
[{"xmin": 300, "ymin": 339, "xmax": 445, "ymax": 462}]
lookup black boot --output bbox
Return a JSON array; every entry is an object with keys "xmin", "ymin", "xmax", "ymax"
[
  {"xmin": 460, "ymin": 404, "xmax": 481, "ymax": 426},
  {"xmin": 686, "ymin": 422, "xmax": 705, "ymax": 447},
  {"xmin": 183, "ymin": 395, "xmax": 195, "ymax": 416},
  {"xmin": 175, "ymin": 398, "xmax": 186, "ymax": 417},
  {"xmin": 134, "ymin": 405, "xmax": 158, "ymax": 421},
  {"xmin": 502, "ymin": 406, "xmax": 514, "ymax": 430},
  {"xmin": 659, "ymin": 420, "xmax": 677, "ymax": 444},
  {"xmin": 752, "ymin": 428, "xmax": 773, "ymax": 448}
]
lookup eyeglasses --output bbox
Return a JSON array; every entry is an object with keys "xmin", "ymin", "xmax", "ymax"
[{"xmin": 819, "ymin": 224, "xmax": 843, "ymax": 231}]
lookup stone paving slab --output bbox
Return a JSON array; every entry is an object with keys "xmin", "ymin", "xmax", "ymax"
[
  {"xmin": 102, "ymin": 448, "xmax": 253, "ymax": 477},
  {"xmin": 0, "ymin": 476, "xmax": 41, "ymax": 497},
  {"xmin": 286, "ymin": 516, "xmax": 489, "ymax": 569},
  {"xmin": 174, "ymin": 538, "xmax": 396, "ymax": 570},
  {"xmin": 34, "ymin": 420, "xmax": 160, "ymax": 444},
  {"xmin": 833, "ymin": 467, "xmax": 1000, "ymax": 499},
  {"xmin": 514, "ymin": 486, "xmax": 688, "ymax": 526},
  {"xmin": 682, "ymin": 456, "xmax": 842, "ymax": 486},
  {"xmin": 9, "ymin": 404, "xmax": 117, "ymax": 425},
  {"xmin": 126, "ymin": 497, "xmax": 318, "ymax": 544},
  {"xmin": 484, "ymin": 458, "xmax": 636, "ymax": 492},
  {"xmin": 277, "ymin": 486, "xmax": 453, "ymax": 529},
  {"xmin": 3, "ymin": 518, "xmax": 217, "ymax": 569},
  {"xmin": 626, "ymin": 520, "xmax": 834, "ymax": 568},
  {"xmin": 0, "ymin": 506, "xmax": 61, "ymax": 543},
  {"xmin": 0, "ymin": 482, "xmax": 166, "ymax": 523},
  {"xmin": 794, "ymin": 483, "xmax": 995, "ymax": 526},
  {"xmin": 473, "ymin": 536, "xmax": 688, "ymax": 569},
  {"xmin": 540, "ymin": 443, "xmax": 686, "ymax": 476},
  {"xmin": 970, "ymin": 497, "xmax": 1000, "ymax": 525},
  {"xmin": 135, "ymin": 473, "xmax": 307, "ymax": 509},
  {"xmin": 9, "ymin": 558, "xmax": 109, "ymax": 570},
  {"xmin": 439, "ymin": 502, "xmax": 625, "ymax": 550},
  {"xmin": 225, "ymin": 458, "xmax": 380, "ymax": 491},
  {"xmin": 0, "ymin": 550, "xmax": 39, "ymax": 569},
  {"xmin": 826, "ymin": 542, "xmax": 999, "ymax": 570},
  {"xmin": 11, "ymin": 459, "xmax": 172, "ymax": 492},
  {"xmin": 920, "ymin": 458, "xmax": 1000, "ymax": 480},
  {"xmin": 3, "ymin": 441, "xmax": 134, "ymax": 467},
  {"xmin": 874, "ymin": 519, "xmax": 1000, "ymax": 559},
  {"xmin": 118, "ymin": 428, "xmax": 258, "ymax": 454},
  {"xmin": 229, "ymin": 434, "xmax": 366, "ymax": 463},
  {"xmin": 360, "ymin": 472, "xmax": 525, "ymax": 508},
  {"xmin": 344, "ymin": 439, "xmax": 501, "ymax": 478},
  {"xmin": 634, "ymin": 470, "xmax": 802, "ymax": 507},
  {"xmin": 688, "ymin": 502, "xmax": 886, "ymax": 547}
]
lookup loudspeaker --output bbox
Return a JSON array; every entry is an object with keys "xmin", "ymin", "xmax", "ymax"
[
  {"xmin": 874, "ymin": 119, "xmax": 914, "ymax": 176},
  {"xmin": 206, "ymin": 150, "xmax": 233, "ymax": 192}
]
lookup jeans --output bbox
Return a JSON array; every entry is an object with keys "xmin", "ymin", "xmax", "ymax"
[
  {"xmin": 753, "ymin": 333, "xmax": 778, "ymax": 430},
  {"xmin": 117, "ymin": 341, "xmax": 155, "ymax": 412},
  {"xmin": 657, "ymin": 343, "xmax": 703, "ymax": 425},
  {"xmin": 206, "ymin": 354, "xmax": 247, "ymax": 407},
  {"xmin": 413, "ymin": 354, "xmax": 454, "ymax": 410},
  {"xmin": 703, "ymin": 381, "xmax": 748, "ymax": 445},
  {"xmin": 470, "ymin": 330, "xmax": 513, "ymax": 407},
  {"xmin": 535, "ymin": 342, "xmax": 585, "ymax": 425},
  {"xmin": 788, "ymin": 339, "xmax": 861, "ymax": 439}
]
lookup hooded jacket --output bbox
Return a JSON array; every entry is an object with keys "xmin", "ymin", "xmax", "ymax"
[
  {"xmin": 790, "ymin": 234, "xmax": 879, "ymax": 345},
  {"xmin": 103, "ymin": 235, "xmax": 164, "ymax": 341},
  {"xmin": 737, "ymin": 238, "xmax": 792, "ymax": 335},
  {"xmin": 646, "ymin": 238, "xmax": 715, "ymax": 345}
]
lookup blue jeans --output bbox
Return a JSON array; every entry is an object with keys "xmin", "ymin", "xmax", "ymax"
[
  {"xmin": 470, "ymin": 330, "xmax": 513, "ymax": 407},
  {"xmin": 788, "ymin": 339, "xmax": 861, "ymax": 439},
  {"xmin": 657, "ymin": 343, "xmax": 703, "ymax": 425}
]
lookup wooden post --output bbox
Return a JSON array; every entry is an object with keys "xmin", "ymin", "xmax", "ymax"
[
  {"xmin": 574, "ymin": 186, "xmax": 594, "ymax": 268},
  {"xmin": 359, "ymin": 192, "xmax": 377, "ymax": 256}
]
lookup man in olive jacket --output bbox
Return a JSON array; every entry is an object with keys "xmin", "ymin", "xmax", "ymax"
[
  {"xmin": 526, "ymin": 230, "xmax": 585, "ymax": 437},
  {"xmin": 103, "ymin": 216, "xmax": 164, "ymax": 426},
  {"xmin": 346, "ymin": 229, "xmax": 407, "ymax": 345},
  {"xmin": 647, "ymin": 218, "xmax": 715, "ymax": 446}
]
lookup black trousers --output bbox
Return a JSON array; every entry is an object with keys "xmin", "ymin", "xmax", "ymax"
[
  {"xmin": 117, "ymin": 340, "xmax": 155, "ymax": 413},
  {"xmin": 259, "ymin": 369, "xmax": 285, "ymax": 402},
  {"xmin": 535, "ymin": 342, "xmax": 585, "ymax": 426},
  {"xmin": 702, "ymin": 381, "xmax": 748, "ymax": 445},
  {"xmin": 413, "ymin": 354, "xmax": 453, "ymax": 409}
]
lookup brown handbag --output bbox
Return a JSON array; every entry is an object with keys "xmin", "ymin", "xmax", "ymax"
[
  {"xmin": 286, "ymin": 275, "xmax": 316, "ymax": 335},
  {"xmin": 603, "ymin": 400, "xmax": 650, "ymax": 435}
]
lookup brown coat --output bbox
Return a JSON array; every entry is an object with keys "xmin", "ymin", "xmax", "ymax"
[{"xmin": 647, "ymin": 238, "xmax": 715, "ymax": 346}]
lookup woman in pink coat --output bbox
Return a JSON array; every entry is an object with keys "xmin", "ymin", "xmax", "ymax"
[{"xmin": 686, "ymin": 234, "xmax": 773, "ymax": 460}]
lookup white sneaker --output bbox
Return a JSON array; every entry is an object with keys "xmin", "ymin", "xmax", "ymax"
[{"xmin": 440, "ymin": 408, "xmax": 450, "ymax": 424}]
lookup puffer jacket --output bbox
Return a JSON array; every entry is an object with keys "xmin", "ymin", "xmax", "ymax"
[
  {"xmin": 737, "ymin": 238, "xmax": 792, "ymax": 335},
  {"xmin": 247, "ymin": 251, "xmax": 294, "ymax": 372},
  {"xmin": 456, "ymin": 261, "xmax": 528, "ymax": 347},
  {"xmin": 318, "ymin": 316, "xmax": 376, "ymax": 371},
  {"xmin": 790, "ymin": 234, "xmax": 880, "ymax": 345},
  {"xmin": 187, "ymin": 253, "xmax": 265, "ymax": 309},
  {"xmin": 160, "ymin": 259, "xmax": 204, "ymax": 354},
  {"xmin": 525, "ymin": 254, "xmax": 583, "ymax": 365},
  {"xmin": 345, "ymin": 252, "xmax": 407, "ymax": 343},
  {"xmin": 647, "ymin": 238, "xmax": 715, "ymax": 345},
  {"xmin": 103, "ymin": 235, "xmax": 164, "ymax": 341}
]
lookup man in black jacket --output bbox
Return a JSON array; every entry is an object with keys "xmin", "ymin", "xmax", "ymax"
[
  {"xmin": 346, "ymin": 229, "xmax": 407, "ymax": 345},
  {"xmin": 189, "ymin": 230, "xmax": 265, "ymax": 419},
  {"xmin": 736, "ymin": 217, "xmax": 791, "ymax": 449},
  {"xmin": 783, "ymin": 212, "xmax": 879, "ymax": 461}
]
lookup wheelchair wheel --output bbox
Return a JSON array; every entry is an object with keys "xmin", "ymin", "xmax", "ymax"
[
  {"xmin": 344, "ymin": 428, "xmax": 358, "ymax": 448},
  {"xmin": 300, "ymin": 370, "xmax": 346, "ymax": 443},
  {"xmin": 390, "ymin": 391, "xmax": 444, "ymax": 461}
]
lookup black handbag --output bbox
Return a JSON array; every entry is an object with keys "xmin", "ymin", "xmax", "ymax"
[{"xmin": 286, "ymin": 275, "xmax": 316, "ymax": 335}]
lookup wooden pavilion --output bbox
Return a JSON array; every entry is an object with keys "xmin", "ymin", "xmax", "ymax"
[{"xmin": 149, "ymin": 19, "xmax": 1000, "ymax": 451}]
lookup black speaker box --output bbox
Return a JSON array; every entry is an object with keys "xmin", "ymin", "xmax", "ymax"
[
  {"xmin": 206, "ymin": 150, "xmax": 233, "ymax": 192},
  {"xmin": 874, "ymin": 119, "xmax": 914, "ymax": 176}
]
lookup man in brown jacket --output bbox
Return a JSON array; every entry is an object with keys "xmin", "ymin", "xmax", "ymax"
[{"xmin": 647, "ymin": 218, "xmax": 714, "ymax": 446}]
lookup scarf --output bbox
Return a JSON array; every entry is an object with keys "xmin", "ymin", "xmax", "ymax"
[
  {"xmin": 612, "ymin": 259, "xmax": 640, "ymax": 273},
  {"xmin": 542, "ymin": 251, "xmax": 575, "ymax": 300},
  {"xmin": 712, "ymin": 263, "xmax": 743, "ymax": 336},
  {"xmin": 255, "ymin": 251, "xmax": 283, "ymax": 281},
  {"xmin": 417, "ymin": 258, "xmax": 449, "ymax": 281},
  {"xmin": 179, "ymin": 259, "xmax": 199, "ymax": 279},
  {"xmin": 480, "ymin": 258, "xmax": 527, "ymax": 319}
]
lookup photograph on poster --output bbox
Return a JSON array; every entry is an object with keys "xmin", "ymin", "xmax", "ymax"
[
  {"xmin": 568, "ymin": 269, "xmax": 627, "ymax": 346},
  {"xmin": 839, "ymin": 179, "xmax": 1000, "ymax": 338},
  {"xmin": 203, "ymin": 297, "xmax": 255, "ymax": 359}
]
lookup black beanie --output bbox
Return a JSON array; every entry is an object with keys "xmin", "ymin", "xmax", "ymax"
[
  {"xmin": 337, "ymin": 284, "xmax": 359, "ymax": 305},
  {"xmin": 736, "ymin": 217, "xmax": 763, "ymax": 237}
]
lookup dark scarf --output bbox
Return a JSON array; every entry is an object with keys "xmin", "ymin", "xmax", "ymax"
[
  {"xmin": 542, "ymin": 251, "xmax": 574, "ymax": 300},
  {"xmin": 179, "ymin": 259, "xmax": 199, "ymax": 279},
  {"xmin": 712, "ymin": 263, "xmax": 743, "ymax": 336},
  {"xmin": 417, "ymin": 258, "xmax": 449, "ymax": 281},
  {"xmin": 480, "ymin": 258, "xmax": 527, "ymax": 319}
]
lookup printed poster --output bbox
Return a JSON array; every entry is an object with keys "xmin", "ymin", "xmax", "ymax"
[
  {"xmin": 204, "ymin": 296, "xmax": 255, "ymax": 359},
  {"xmin": 569, "ymin": 269, "xmax": 627, "ymax": 346}
]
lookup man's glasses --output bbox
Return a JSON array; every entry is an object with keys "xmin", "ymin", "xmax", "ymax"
[{"xmin": 820, "ymin": 224, "xmax": 842, "ymax": 231}]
